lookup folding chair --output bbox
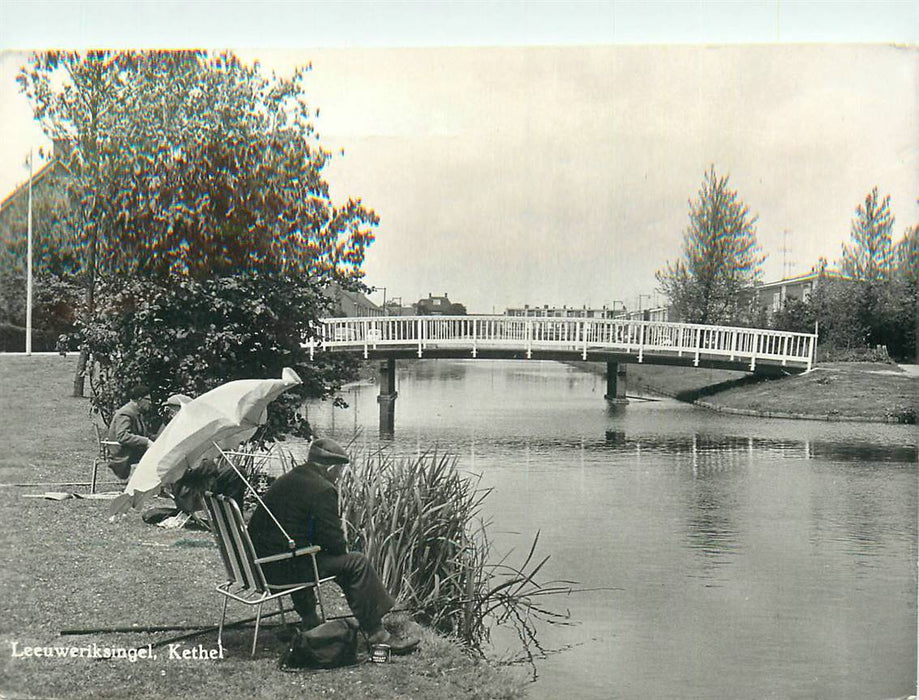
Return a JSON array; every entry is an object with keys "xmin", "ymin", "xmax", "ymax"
[
  {"xmin": 90, "ymin": 422, "xmax": 122, "ymax": 494},
  {"xmin": 203, "ymin": 491, "xmax": 336, "ymax": 656}
]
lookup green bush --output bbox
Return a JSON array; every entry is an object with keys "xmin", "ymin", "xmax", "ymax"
[
  {"xmin": 816, "ymin": 344, "xmax": 893, "ymax": 364},
  {"xmin": 76, "ymin": 271, "xmax": 358, "ymax": 439}
]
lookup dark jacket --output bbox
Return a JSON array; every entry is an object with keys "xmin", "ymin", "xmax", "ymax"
[
  {"xmin": 108, "ymin": 401, "xmax": 150, "ymax": 467},
  {"xmin": 248, "ymin": 463, "xmax": 347, "ymax": 557}
]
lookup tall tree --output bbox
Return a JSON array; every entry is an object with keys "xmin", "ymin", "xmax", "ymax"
[
  {"xmin": 656, "ymin": 166, "xmax": 765, "ymax": 324},
  {"xmin": 834, "ymin": 187, "xmax": 908, "ymax": 357},
  {"xmin": 840, "ymin": 186, "xmax": 895, "ymax": 281},
  {"xmin": 18, "ymin": 51, "xmax": 378, "ymax": 395},
  {"xmin": 889, "ymin": 220, "xmax": 919, "ymax": 360},
  {"xmin": 893, "ymin": 218, "xmax": 918, "ymax": 285}
]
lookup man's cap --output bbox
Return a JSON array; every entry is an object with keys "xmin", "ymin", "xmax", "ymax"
[
  {"xmin": 128, "ymin": 384, "xmax": 150, "ymax": 400},
  {"xmin": 307, "ymin": 438, "xmax": 350, "ymax": 466}
]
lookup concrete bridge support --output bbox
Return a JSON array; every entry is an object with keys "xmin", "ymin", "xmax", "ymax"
[
  {"xmin": 377, "ymin": 358, "xmax": 398, "ymax": 434},
  {"xmin": 605, "ymin": 361, "xmax": 628, "ymax": 404}
]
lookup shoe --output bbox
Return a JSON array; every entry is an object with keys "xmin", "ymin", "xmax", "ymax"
[
  {"xmin": 387, "ymin": 634, "xmax": 420, "ymax": 655},
  {"xmin": 365, "ymin": 627, "xmax": 390, "ymax": 646}
]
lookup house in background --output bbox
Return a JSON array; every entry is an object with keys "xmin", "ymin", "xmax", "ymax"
[
  {"xmin": 416, "ymin": 293, "xmax": 466, "ymax": 315},
  {"xmin": 382, "ymin": 299, "xmax": 414, "ymax": 316},
  {"xmin": 0, "ymin": 139, "xmax": 74, "ymax": 229},
  {"xmin": 753, "ymin": 268, "xmax": 844, "ymax": 317},
  {"xmin": 324, "ymin": 282, "xmax": 382, "ymax": 317},
  {"xmin": 0, "ymin": 139, "xmax": 77, "ymax": 352}
]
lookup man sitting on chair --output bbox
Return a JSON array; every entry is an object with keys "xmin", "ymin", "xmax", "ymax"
[
  {"xmin": 247, "ymin": 438, "xmax": 417, "ymax": 653},
  {"xmin": 107, "ymin": 384, "xmax": 154, "ymax": 480}
]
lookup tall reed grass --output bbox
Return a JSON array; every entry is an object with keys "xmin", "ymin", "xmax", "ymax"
[{"xmin": 338, "ymin": 448, "xmax": 575, "ymax": 662}]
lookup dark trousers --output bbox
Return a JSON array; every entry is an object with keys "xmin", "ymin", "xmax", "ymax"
[{"xmin": 262, "ymin": 552, "xmax": 395, "ymax": 632}]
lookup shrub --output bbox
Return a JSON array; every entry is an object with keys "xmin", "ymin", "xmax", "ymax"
[
  {"xmin": 816, "ymin": 344, "xmax": 893, "ymax": 364},
  {"xmin": 76, "ymin": 271, "xmax": 358, "ymax": 440}
]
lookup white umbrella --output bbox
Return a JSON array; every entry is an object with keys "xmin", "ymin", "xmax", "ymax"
[{"xmin": 109, "ymin": 367, "xmax": 302, "ymax": 516}]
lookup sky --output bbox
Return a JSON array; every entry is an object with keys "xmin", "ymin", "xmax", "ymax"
[{"xmin": 0, "ymin": 3, "xmax": 916, "ymax": 314}]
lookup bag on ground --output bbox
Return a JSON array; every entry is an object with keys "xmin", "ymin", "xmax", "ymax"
[{"xmin": 279, "ymin": 619, "xmax": 359, "ymax": 671}]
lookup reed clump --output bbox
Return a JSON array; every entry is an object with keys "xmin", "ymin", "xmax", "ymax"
[{"xmin": 338, "ymin": 448, "xmax": 575, "ymax": 662}]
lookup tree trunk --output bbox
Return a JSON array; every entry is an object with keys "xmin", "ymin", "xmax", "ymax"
[
  {"xmin": 72, "ymin": 346, "xmax": 88, "ymax": 397},
  {"xmin": 72, "ymin": 226, "xmax": 97, "ymax": 398}
]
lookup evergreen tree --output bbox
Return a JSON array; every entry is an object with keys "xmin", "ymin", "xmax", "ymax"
[
  {"xmin": 841, "ymin": 187, "xmax": 894, "ymax": 281},
  {"xmin": 656, "ymin": 166, "xmax": 765, "ymax": 324}
]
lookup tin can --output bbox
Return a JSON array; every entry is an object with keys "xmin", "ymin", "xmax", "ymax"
[{"xmin": 370, "ymin": 643, "xmax": 391, "ymax": 663}]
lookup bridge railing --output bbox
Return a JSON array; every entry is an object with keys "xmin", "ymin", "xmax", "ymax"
[{"xmin": 309, "ymin": 315, "xmax": 818, "ymax": 371}]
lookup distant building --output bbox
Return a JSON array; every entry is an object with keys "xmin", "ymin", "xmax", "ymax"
[
  {"xmin": 505, "ymin": 304, "xmax": 624, "ymax": 319},
  {"xmin": 382, "ymin": 300, "xmax": 414, "ymax": 316},
  {"xmin": 753, "ymin": 269, "xmax": 845, "ymax": 316},
  {"xmin": 416, "ymin": 293, "xmax": 466, "ymax": 316},
  {"xmin": 0, "ymin": 139, "xmax": 77, "ymax": 352},
  {"xmin": 622, "ymin": 306, "xmax": 671, "ymax": 322},
  {"xmin": 324, "ymin": 283, "xmax": 383, "ymax": 317},
  {"xmin": 0, "ymin": 139, "xmax": 74, "ymax": 222}
]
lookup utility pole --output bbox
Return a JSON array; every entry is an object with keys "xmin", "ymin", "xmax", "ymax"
[
  {"xmin": 373, "ymin": 286, "xmax": 387, "ymax": 315},
  {"xmin": 781, "ymin": 229, "xmax": 795, "ymax": 279},
  {"xmin": 26, "ymin": 150, "xmax": 33, "ymax": 356}
]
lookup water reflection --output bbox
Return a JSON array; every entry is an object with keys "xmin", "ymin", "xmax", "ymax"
[
  {"xmin": 808, "ymin": 441, "xmax": 918, "ymax": 463},
  {"xmin": 602, "ymin": 430, "xmax": 918, "ymax": 465},
  {"xmin": 411, "ymin": 361, "xmax": 468, "ymax": 382}
]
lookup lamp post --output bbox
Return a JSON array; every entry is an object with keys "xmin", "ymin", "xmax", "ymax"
[
  {"xmin": 25, "ymin": 149, "xmax": 33, "ymax": 356},
  {"xmin": 372, "ymin": 286, "xmax": 387, "ymax": 315}
]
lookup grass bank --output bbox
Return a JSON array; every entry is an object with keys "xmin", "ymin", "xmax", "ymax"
[
  {"xmin": 571, "ymin": 360, "xmax": 918, "ymax": 423},
  {"xmin": 0, "ymin": 354, "xmax": 527, "ymax": 700}
]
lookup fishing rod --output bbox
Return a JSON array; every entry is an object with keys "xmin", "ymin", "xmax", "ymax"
[
  {"xmin": 63, "ymin": 609, "xmax": 339, "ymax": 637},
  {"xmin": 62, "ymin": 606, "xmax": 415, "ymax": 638},
  {"xmin": 2, "ymin": 480, "xmax": 124, "ymax": 488}
]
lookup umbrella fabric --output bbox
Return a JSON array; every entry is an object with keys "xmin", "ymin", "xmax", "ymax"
[{"xmin": 109, "ymin": 367, "xmax": 302, "ymax": 516}]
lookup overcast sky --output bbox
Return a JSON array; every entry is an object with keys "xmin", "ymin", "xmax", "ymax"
[{"xmin": 0, "ymin": 4, "xmax": 916, "ymax": 314}]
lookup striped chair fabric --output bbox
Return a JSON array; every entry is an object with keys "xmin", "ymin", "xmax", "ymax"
[{"xmin": 203, "ymin": 491, "xmax": 334, "ymax": 656}]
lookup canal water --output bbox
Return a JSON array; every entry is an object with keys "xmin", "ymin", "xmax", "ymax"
[{"xmin": 303, "ymin": 359, "xmax": 918, "ymax": 699}]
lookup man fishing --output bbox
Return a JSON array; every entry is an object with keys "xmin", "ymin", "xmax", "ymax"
[{"xmin": 247, "ymin": 437, "xmax": 418, "ymax": 653}]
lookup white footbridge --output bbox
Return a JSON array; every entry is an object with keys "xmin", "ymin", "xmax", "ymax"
[{"xmin": 308, "ymin": 315, "xmax": 817, "ymax": 374}]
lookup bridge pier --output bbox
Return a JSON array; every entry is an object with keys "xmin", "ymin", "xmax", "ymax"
[
  {"xmin": 377, "ymin": 358, "xmax": 398, "ymax": 435},
  {"xmin": 604, "ymin": 361, "xmax": 628, "ymax": 404}
]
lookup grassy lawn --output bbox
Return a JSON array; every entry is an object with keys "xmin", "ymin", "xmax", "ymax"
[
  {"xmin": 574, "ymin": 359, "xmax": 918, "ymax": 421},
  {"xmin": 0, "ymin": 355, "xmax": 526, "ymax": 699},
  {"xmin": 625, "ymin": 363, "xmax": 749, "ymax": 399},
  {"xmin": 705, "ymin": 362, "xmax": 918, "ymax": 421}
]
